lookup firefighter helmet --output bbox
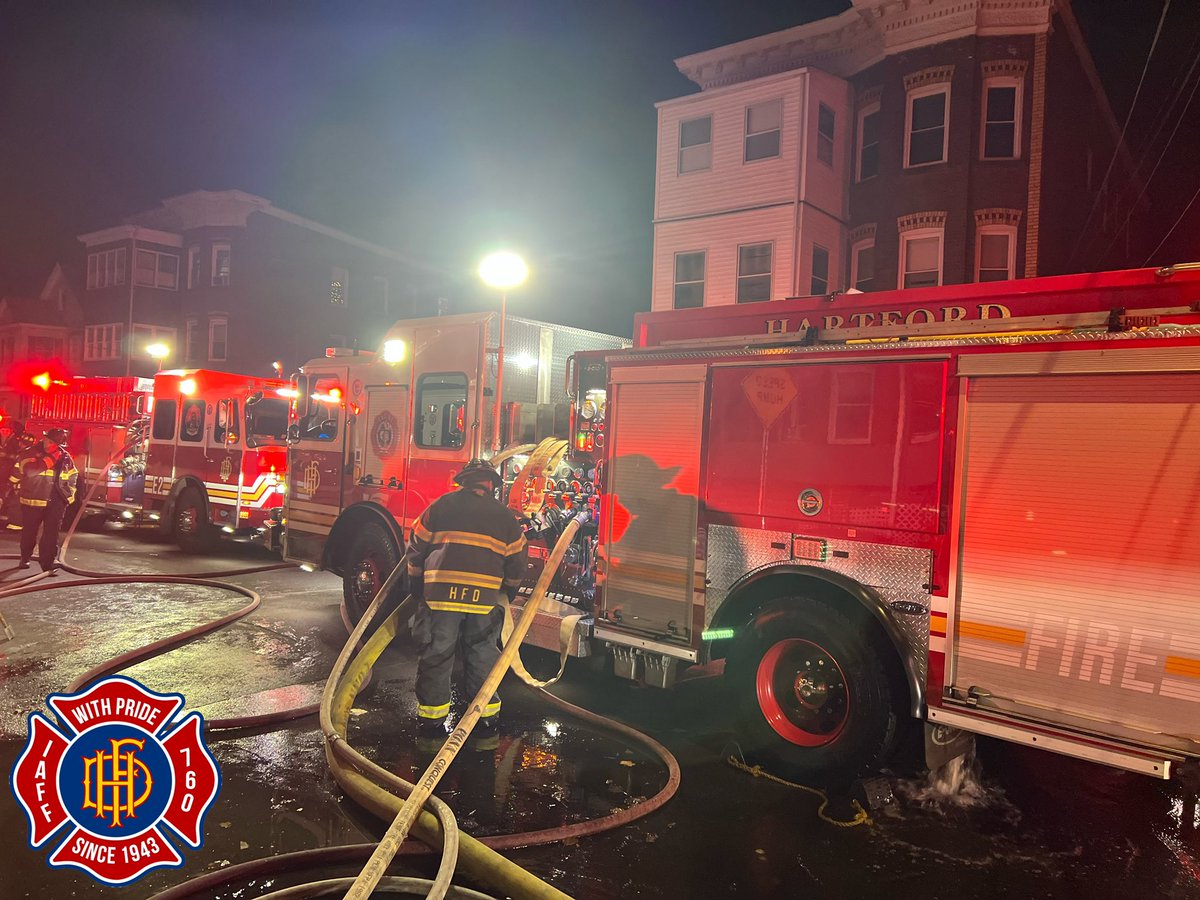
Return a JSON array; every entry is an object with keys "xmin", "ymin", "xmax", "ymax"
[
  {"xmin": 454, "ymin": 459, "xmax": 501, "ymax": 490},
  {"xmin": 45, "ymin": 428, "xmax": 68, "ymax": 445}
]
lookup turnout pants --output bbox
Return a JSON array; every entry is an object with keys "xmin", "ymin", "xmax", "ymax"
[
  {"xmin": 21, "ymin": 499, "xmax": 64, "ymax": 572},
  {"xmin": 414, "ymin": 603, "xmax": 503, "ymax": 723}
]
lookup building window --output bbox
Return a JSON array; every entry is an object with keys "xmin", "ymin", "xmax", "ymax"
[
  {"xmin": 982, "ymin": 78, "xmax": 1022, "ymax": 159},
  {"xmin": 829, "ymin": 369, "xmax": 875, "ymax": 444},
  {"xmin": 84, "ymin": 324, "xmax": 123, "ymax": 361},
  {"xmin": 905, "ymin": 86, "xmax": 949, "ymax": 167},
  {"xmin": 745, "ymin": 100, "xmax": 782, "ymax": 162},
  {"xmin": 976, "ymin": 226, "xmax": 1017, "ymax": 282},
  {"xmin": 185, "ymin": 319, "xmax": 201, "ymax": 362},
  {"xmin": 414, "ymin": 373, "xmax": 468, "ymax": 449},
  {"xmin": 28, "ymin": 336, "xmax": 63, "ymax": 359},
  {"xmin": 899, "ymin": 229, "xmax": 943, "ymax": 288},
  {"xmin": 132, "ymin": 324, "xmax": 176, "ymax": 360},
  {"xmin": 811, "ymin": 245, "xmax": 830, "ymax": 295},
  {"xmin": 86, "ymin": 248, "xmax": 127, "ymax": 290},
  {"xmin": 209, "ymin": 316, "xmax": 228, "ymax": 362},
  {"xmin": 330, "ymin": 266, "xmax": 348, "ymax": 305},
  {"xmin": 212, "ymin": 243, "xmax": 231, "ymax": 286},
  {"xmin": 678, "ymin": 116, "xmax": 712, "ymax": 174},
  {"xmin": 736, "ymin": 242, "xmax": 772, "ymax": 303},
  {"xmin": 857, "ymin": 103, "xmax": 880, "ymax": 181},
  {"xmin": 816, "ymin": 103, "xmax": 835, "ymax": 166},
  {"xmin": 187, "ymin": 245, "xmax": 203, "ymax": 288},
  {"xmin": 850, "ymin": 239, "xmax": 875, "ymax": 292},
  {"xmin": 673, "ymin": 251, "xmax": 705, "ymax": 309},
  {"xmin": 134, "ymin": 250, "xmax": 179, "ymax": 290}
]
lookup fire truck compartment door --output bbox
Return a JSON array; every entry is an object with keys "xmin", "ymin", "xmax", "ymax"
[
  {"xmin": 601, "ymin": 366, "xmax": 706, "ymax": 646},
  {"xmin": 362, "ymin": 385, "xmax": 410, "ymax": 486},
  {"xmin": 950, "ymin": 370, "xmax": 1200, "ymax": 751}
]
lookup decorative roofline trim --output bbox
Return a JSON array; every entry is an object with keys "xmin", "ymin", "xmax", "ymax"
[
  {"xmin": 904, "ymin": 65, "xmax": 955, "ymax": 93},
  {"xmin": 981, "ymin": 59, "xmax": 1029, "ymax": 79},
  {"xmin": 974, "ymin": 207, "xmax": 1024, "ymax": 227},
  {"xmin": 898, "ymin": 211, "xmax": 948, "ymax": 233}
]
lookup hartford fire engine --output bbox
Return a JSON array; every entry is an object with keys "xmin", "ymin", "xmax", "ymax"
[
  {"xmin": 283, "ymin": 268, "xmax": 1199, "ymax": 782},
  {"xmin": 21, "ymin": 369, "xmax": 289, "ymax": 552}
]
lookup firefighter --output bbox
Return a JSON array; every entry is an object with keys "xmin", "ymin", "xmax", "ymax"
[
  {"xmin": 407, "ymin": 459, "xmax": 528, "ymax": 740},
  {"xmin": 13, "ymin": 428, "xmax": 77, "ymax": 573},
  {"xmin": 2, "ymin": 423, "xmax": 35, "ymax": 531}
]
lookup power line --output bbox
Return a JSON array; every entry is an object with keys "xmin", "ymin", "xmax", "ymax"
[
  {"xmin": 1067, "ymin": 0, "xmax": 1173, "ymax": 268},
  {"xmin": 1142, "ymin": 178, "xmax": 1200, "ymax": 266}
]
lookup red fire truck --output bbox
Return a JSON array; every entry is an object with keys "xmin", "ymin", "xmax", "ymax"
[
  {"xmin": 586, "ymin": 265, "xmax": 1200, "ymax": 782},
  {"xmin": 280, "ymin": 313, "xmax": 628, "ymax": 629},
  {"xmin": 17, "ymin": 370, "xmax": 289, "ymax": 553}
]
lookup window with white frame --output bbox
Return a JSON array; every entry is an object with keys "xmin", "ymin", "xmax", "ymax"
[
  {"xmin": 811, "ymin": 245, "xmax": 830, "ymax": 295},
  {"xmin": 736, "ymin": 242, "xmax": 772, "ymax": 303},
  {"xmin": 330, "ymin": 266, "xmax": 348, "ymax": 305},
  {"xmin": 185, "ymin": 319, "xmax": 201, "ymax": 362},
  {"xmin": 744, "ymin": 100, "xmax": 782, "ymax": 162},
  {"xmin": 187, "ymin": 245, "xmax": 203, "ymax": 288},
  {"xmin": 981, "ymin": 77, "xmax": 1022, "ymax": 159},
  {"xmin": 209, "ymin": 316, "xmax": 228, "ymax": 361},
  {"xmin": 673, "ymin": 251, "xmax": 705, "ymax": 309},
  {"xmin": 976, "ymin": 226, "xmax": 1016, "ymax": 282},
  {"xmin": 678, "ymin": 116, "xmax": 712, "ymax": 174},
  {"xmin": 132, "ymin": 324, "xmax": 176, "ymax": 359},
  {"xmin": 817, "ymin": 103, "xmax": 835, "ymax": 166},
  {"xmin": 134, "ymin": 250, "xmax": 179, "ymax": 289},
  {"xmin": 828, "ymin": 369, "xmax": 875, "ymax": 444},
  {"xmin": 212, "ymin": 243, "xmax": 231, "ymax": 286},
  {"xmin": 84, "ymin": 324, "xmax": 123, "ymax": 361},
  {"xmin": 856, "ymin": 103, "xmax": 880, "ymax": 181},
  {"xmin": 900, "ymin": 229, "xmax": 943, "ymax": 288},
  {"xmin": 850, "ymin": 239, "xmax": 875, "ymax": 292},
  {"xmin": 905, "ymin": 86, "xmax": 949, "ymax": 167},
  {"xmin": 86, "ymin": 248, "xmax": 127, "ymax": 290}
]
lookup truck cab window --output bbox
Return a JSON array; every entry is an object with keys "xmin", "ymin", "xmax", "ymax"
[
  {"xmin": 151, "ymin": 399, "xmax": 177, "ymax": 440},
  {"xmin": 180, "ymin": 399, "xmax": 206, "ymax": 443},
  {"xmin": 415, "ymin": 373, "xmax": 467, "ymax": 449},
  {"xmin": 214, "ymin": 399, "xmax": 239, "ymax": 445},
  {"xmin": 246, "ymin": 397, "xmax": 289, "ymax": 447},
  {"xmin": 297, "ymin": 375, "xmax": 342, "ymax": 441}
]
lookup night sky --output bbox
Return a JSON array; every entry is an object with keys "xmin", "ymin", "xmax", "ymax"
[{"xmin": 2, "ymin": 0, "xmax": 1197, "ymax": 337}]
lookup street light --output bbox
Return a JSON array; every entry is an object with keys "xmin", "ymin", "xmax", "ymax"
[
  {"xmin": 478, "ymin": 251, "xmax": 528, "ymax": 452},
  {"xmin": 146, "ymin": 343, "xmax": 170, "ymax": 372}
]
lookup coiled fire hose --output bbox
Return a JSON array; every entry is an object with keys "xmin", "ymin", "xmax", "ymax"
[{"xmin": 3, "ymin": 441, "xmax": 682, "ymax": 898}]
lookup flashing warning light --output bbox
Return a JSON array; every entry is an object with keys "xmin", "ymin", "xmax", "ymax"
[
  {"xmin": 382, "ymin": 339, "xmax": 406, "ymax": 364},
  {"xmin": 179, "ymin": 378, "xmax": 197, "ymax": 396},
  {"xmin": 455, "ymin": 404, "xmax": 465, "ymax": 433},
  {"xmin": 701, "ymin": 627, "xmax": 736, "ymax": 641},
  {"xmin": 32, "ymin": 372, "xmax": 51, "ymax": 391},
  {"xmin": 575, "ymin": 431, "xmax": 595, "ymax": 452},
  {"xmin": 311, "ymin": 387, "xmax": 343, "ymax": 404},
  {"xmin": 276, "ymin": 387, "xmax": 299, "ymax": 399},
  {"xmin": 329, "ymin": 387, "xmax": 342, "ymax": 400}
]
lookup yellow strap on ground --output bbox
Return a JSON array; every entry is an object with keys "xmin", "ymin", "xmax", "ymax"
[
  {"xmin": 724, "ymin": 755, "xmax": 872, "ymax": 828},
  {"xmin": 500, "ymin": 596, "xmax": 582, "ymax": 689}
]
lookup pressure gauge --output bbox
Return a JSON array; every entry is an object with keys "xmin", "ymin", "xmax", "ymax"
[{"xmin": 581, "ymin": 399, "xmax": 598, "ymax": 420}]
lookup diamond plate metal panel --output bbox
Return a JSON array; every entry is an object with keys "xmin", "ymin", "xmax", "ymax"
[{"xmin": 707, "ymin": 524, "xmax": 931, "ymax": 679}]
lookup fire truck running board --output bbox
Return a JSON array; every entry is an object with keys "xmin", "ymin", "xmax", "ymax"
[
  {"xmin": 510, "ymin": 591, "xmax": 592, "ymax": 658},
  {"xmin": 928, "ymin": 705, "xmax": 1181, "ymax": 779}
]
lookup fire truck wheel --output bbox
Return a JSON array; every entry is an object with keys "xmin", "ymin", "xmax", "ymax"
[
  {"xmin": 343, "ymin": 522, "xmax": 401, "ymax": 625},
  {"xmin": 727, "ymin": 598, "xmax": 902, "ymax": 785},
  {"xmin": 173, "ymin": 487, "xmax": 218, "ymax": 554}
]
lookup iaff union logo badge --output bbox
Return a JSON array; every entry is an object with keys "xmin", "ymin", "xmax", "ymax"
[{"xmin": 11, "ymin": 675, "xmax": 219, "ymax": 885}]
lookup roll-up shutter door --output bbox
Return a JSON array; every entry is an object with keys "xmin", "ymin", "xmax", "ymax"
[{"xmin": 952, "ymin": 372, "xmax": 1200, "ymax": 743}]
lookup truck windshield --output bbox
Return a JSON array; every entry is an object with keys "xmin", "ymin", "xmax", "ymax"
[{"xmin": 246, "ymin": 397, "xmax": 289, "ymax": 447}]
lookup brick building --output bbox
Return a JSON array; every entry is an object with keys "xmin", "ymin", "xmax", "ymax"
[
  {"xmin": 77, "ymin": 190, "xmax": 421, "ymax": 377},
  {"xmin": 651, "ymin": 0, "xmax": 1137, "ymax": 312}
]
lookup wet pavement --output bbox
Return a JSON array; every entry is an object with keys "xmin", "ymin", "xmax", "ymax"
[{"xmin": 1, "ymin": 526, "xmax": 1198, "ymax": 898}]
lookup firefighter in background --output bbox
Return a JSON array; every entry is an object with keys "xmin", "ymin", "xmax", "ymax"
[
  {"xmin": 406, "ymin": 460, "xmax": 528, "ymax": 739},
  {"xmin": 1, "ymin": 423, "xmax": 35, "ymax": 530},
  {"xmin": 13, "ymin": 428, "xmax": 77, "ymax": 573}
]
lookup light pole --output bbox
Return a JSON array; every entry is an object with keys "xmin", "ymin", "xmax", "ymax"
[
  {"xmin": 146, "ymin": 342, "xmax": 170, "ymax": 372},
  {"xmin": 478, "ymin": 251, "xmax": 528, "ymax": 453}
]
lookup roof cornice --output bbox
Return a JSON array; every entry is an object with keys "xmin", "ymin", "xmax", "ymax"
[{"xmin": 77, "ymin": 225, "xmax": 183, "ymax": 248}]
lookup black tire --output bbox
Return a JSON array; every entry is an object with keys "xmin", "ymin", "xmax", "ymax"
[
  {"xmin": 725, "ymin": 596, "xmax": 904, "ymax": 786},
  {"xmin": 342, "ymin": 522, "xmax": 403, "ymax": 625},
  {"xmin": 173, "ymin": 487, "xmax": 218, "ymax": 554}
]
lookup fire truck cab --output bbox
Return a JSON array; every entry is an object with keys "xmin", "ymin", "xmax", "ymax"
[
  {"xmin": 282, "ymin": 312, "xmax": 628, "ymax": 635},
  {"xmin": 587, "ymin": 266, "xmax": 1200, "ymax": 782},
  {"xmin": 142, "ymin": 369, "xmax": 289, "ymax": 553}
]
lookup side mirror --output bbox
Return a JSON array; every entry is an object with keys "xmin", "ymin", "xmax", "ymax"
[
  {"xmin": 246, "ymin": 391, "xmax": 263, "ymax": 407},
  {"xmin": 287, "ymin": 423, "xmax": 300, "ymax": 444},
  {"xmin": 320, "ymin": 419, "xmax": 337, "ymax": 435}
]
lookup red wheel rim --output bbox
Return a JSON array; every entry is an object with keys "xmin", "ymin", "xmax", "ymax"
[{"xmin": 755, "ymin": 638, "xmax": 849, "ymax": 747}]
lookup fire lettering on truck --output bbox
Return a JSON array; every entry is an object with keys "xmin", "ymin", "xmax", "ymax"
[{"xmin": 763, "ymin": 303, "xmax": 1009, "ymax": 335}]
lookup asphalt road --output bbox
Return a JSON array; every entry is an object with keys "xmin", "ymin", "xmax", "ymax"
[{"xmin": 1, "ymin": 525, "xmax": 1198, "ymax": 899}]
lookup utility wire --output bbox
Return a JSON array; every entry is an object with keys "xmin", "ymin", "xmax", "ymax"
[
  {"xmin": 1141, "ymin": 179, "xmax": 1200, "ymax": 266},
  {"xmin": 1067, "ymin": 0, "xmax": 1172, "ymax": 268},
  {"xmin": 1096, "ymin": 50, "xmax": 1200, "ymax": 263}
]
